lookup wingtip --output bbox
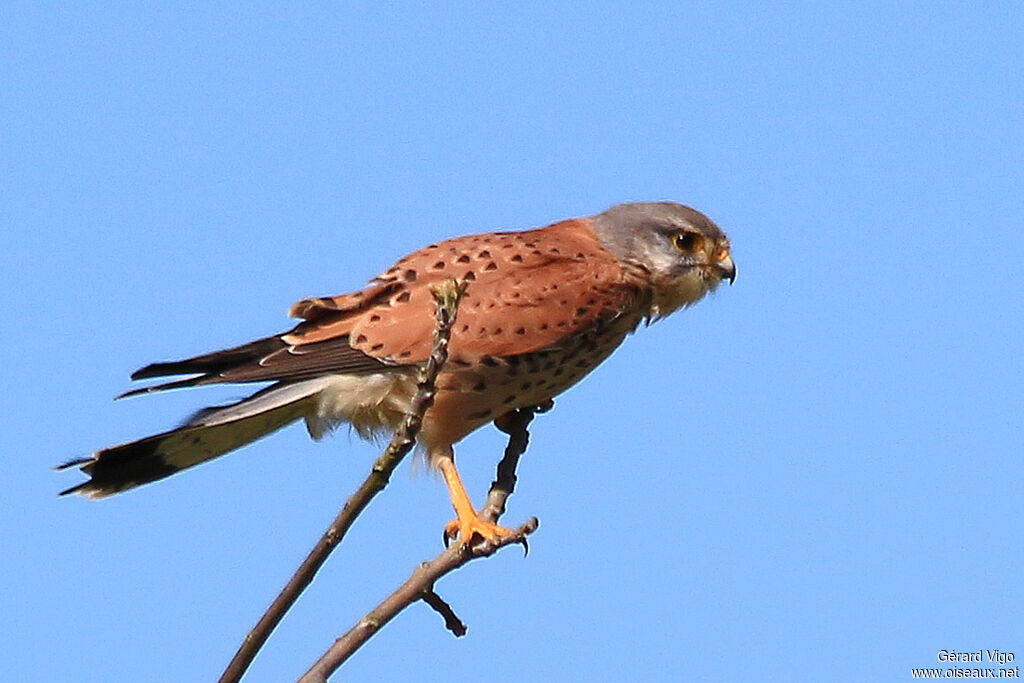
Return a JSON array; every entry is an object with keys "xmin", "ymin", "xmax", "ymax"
[
  {"xmin": 115, "ymin": 386, "xmax": 150, "ymax": 400},
  {"xmin": 130, "ymin": 363, "xmax": 165, "ymax": 381},
  {"xmin": 116, "ymin": 376, "xmax": 207, "ymax": 400},
  {"xmin": 130, "ymin": 359, "xmax": 206, "ymax": 380}
]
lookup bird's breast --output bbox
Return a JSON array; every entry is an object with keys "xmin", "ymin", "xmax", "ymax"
[{"xmin": 419, "ymin": 314, "xmax": 641, "ymax": 450}]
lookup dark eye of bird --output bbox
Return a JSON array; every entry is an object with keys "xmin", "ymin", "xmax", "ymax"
[{"xmin": 673, "ymin": 232, "xmax": 703, "ymax": 253}]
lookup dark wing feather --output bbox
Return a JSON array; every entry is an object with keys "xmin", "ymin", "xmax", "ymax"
[
  {"xmin": 130, "ymin": 336, "xmax": 286, "ymax": 380},
  {"xmin": 216, "ymin": 337, "xmax": 398, "ymax": 381},
  {"xmin": 121, "ymin": 334, "xmax": 397, "ymax": 398}
]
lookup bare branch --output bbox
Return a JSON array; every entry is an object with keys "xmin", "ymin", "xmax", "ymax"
[
  {"xmin": 297, "ymin": 403, "xmax": 547, "ymax": 682},
  {"xmin": 218, "ymin": 279, "xmax": 466, "ymax": 683},
  {"xmin": 298, "ymin": 521, "xmax": 538, "ymax": 683}
]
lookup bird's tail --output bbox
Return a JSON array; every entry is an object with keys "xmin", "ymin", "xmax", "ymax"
[{"xmin": 58, "ymin": 379, "xmax": 333, "ymax": 498}]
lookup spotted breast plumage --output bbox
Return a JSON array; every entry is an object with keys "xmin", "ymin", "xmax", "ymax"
[{"xmin": 60, "ymin": 201, "xmax": 735, "ymax": 544}]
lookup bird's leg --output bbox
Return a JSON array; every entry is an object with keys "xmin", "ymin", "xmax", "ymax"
[{"xmin": 436, "ymin": 450, "xmax": 512, "ymax": 545}]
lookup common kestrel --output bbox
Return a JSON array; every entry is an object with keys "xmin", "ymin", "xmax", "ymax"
[{"xmin": 60, "ymin": 202, "xmax": 735, "ymax": 544}]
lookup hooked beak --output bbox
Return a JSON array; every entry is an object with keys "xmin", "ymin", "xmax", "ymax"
[{"xmin": 715, "ymin": 253, "xmax": 736, "ymax": 284}]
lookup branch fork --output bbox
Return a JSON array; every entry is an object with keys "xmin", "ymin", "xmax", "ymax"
[{"xmin": 218, "ymin": 279, "xmax": 544, "ymax": 683}]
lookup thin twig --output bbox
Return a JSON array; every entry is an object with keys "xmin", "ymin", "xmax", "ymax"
[
  {"xmin": 218, "ymin": 279, "xmax": 466, "ymax": 683},
  {"xmin": 297, "ymin": 403, "xmax": 546, "ymax": 682},
  {"xmin": 420, "ymin": 588, "xmax": 467, "ymax": 637}
]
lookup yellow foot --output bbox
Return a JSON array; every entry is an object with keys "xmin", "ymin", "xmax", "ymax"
[{"xmin": 444, "ymin": 514, "xmax": 513, "ymax": 546}]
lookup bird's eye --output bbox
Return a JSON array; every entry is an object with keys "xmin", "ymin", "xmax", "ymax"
[{"xmin": 672, "ymin": 232, "xmax": 703, "ymax": 253}]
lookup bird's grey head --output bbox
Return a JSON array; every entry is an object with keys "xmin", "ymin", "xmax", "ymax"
[{"xmin": 591, "ymin": 201, "xmax": 735, "ymax": 318}]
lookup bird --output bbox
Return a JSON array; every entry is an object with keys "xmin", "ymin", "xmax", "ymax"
[{"xmin": 59, "ymin": 201, "xmax": 735, "ymax": 545}]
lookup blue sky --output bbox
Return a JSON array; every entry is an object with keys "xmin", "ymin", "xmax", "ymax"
[{"xmin": 3, "ymin": 3, "xmax": 1022, "ymax": 681}]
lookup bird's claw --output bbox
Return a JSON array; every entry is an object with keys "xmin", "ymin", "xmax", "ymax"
[{"xmin": 443, "ymin": 516, "xmax": 513, "ymax": 548}]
